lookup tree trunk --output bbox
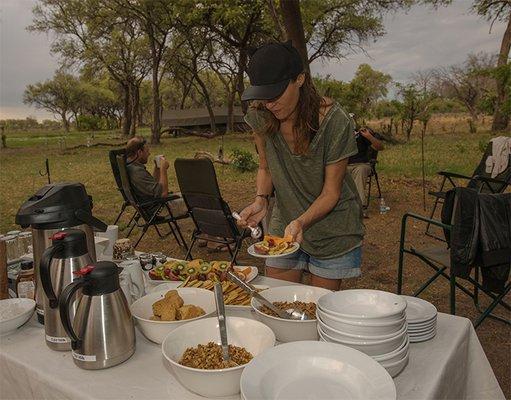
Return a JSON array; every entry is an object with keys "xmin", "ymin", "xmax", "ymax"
[
  {"xmin": 266, "ymin": 0, "xmax": 286, "ymax": 41},
  {"xmin": 492, "ymin": 11, "xmax": 511, "ymax": 132},
  {"xmin": 237, "ymin": 49, "xmax": 248, "ymax": 113},
  {"xmin": 195, "ymin": 77, "xmax": 217, "ymax": 134},
  {"xmin": 130, "ymin": 83, "xmax": 138, "ymax": 137},
  {"xmin": 226, "ymin": 85, "xmax": 236, "ymax": 132},
  {"xmin": 279, "ymin": 0, "xmax": 309, "ymax": 72},
  {"xmin": 61, "ymin": 112, "xmax": 70, "ymax": 133},
  {"xmin": 149, "ymin": 27, "xmax": 161, "ymax": 145},
  {"xmin": 122, "ymin": 85, "xmax": 132, "ymax": 137}
]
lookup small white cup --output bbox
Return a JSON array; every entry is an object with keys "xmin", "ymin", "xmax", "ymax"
[
  {"xmin": 154, "ymin": 155, "xmax": 165, "ymax": 168},
  {"xmin": 119, "ymin": 274, "xmax": 134, "ymax": 305}
]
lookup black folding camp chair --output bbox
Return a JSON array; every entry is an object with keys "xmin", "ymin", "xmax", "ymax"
[
  {"xmin": 365, "ymin": 148, "xmax": 382, "ymax": 209},
  {"xmin": 174, "ymin": 158, "xmax": 251, "ymax": 264},
  {"xmin": 108, "ymin": 149, "xmax": 139, "ymax": 229},
  {"xmin": 426, "ymin": 142, "xmax": 511, "ymax": 240},
  {"xmin": 398, "ymin": 196, "xmax": 511, "ymax": 329},
  {"xmin": 116, "ymin": 155, "xmax": 189, "ymax": 250}
]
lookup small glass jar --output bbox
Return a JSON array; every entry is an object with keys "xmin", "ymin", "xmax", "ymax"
[
  {"xmin": 16, "ymin": 261, "xmax": 35, "ymax": 299},
  {"xmin": 151, "ymin": 252, "xmax": 167, "ymax": 266},
  {"xmin": 2, "ymin": 235, "xmax": 18, "ymax": 262},
  {"xmin": 138, "ymin": 253, "xmax": 154, "ymax": 271},
  {"xmin": 18, "ymin": 232, "xmax": 32, "ymax": 255}
]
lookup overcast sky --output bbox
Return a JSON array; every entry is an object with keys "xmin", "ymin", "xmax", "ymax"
[{"xmin": 0, "ymin": 0, "xmax": 506, "ymax": 121}]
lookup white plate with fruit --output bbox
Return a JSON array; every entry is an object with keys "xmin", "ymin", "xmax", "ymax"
[
  {"xmin": 145, "ymin": 259, "xmax": 258, "ymax": 286},
  {"xmin": 248, "ymin": 235, "xmax": 300, "ymax": 258}
]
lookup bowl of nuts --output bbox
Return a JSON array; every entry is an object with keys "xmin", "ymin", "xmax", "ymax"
[
  {"xmin": 251, "ymin": 285, "xmax": 332, "ymax": 343},
  {"xmin": 130, "ymin": 288, "xmax": 216, "ymax": 344},
  {"xmin": 162, "ymin": 316, "xmax": 275, "ymax": 397}
]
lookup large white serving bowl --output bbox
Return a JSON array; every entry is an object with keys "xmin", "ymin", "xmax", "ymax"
[
  {"xmin": 317, "ymin": 308, "xmax": 406, "ymax": 336},
  {"xmin": 318, "ymin": 325, "xmax": 408, "ymax": 357},
  {"xmin": 162, "ymin": 316, "xmax": 275, "ymax": 398},
  {"xmin": 130, "ymin": 287, "xmax": 216, "ymax": 344},
  {"xmin": 318, "ymin": 317, "xmax": 407, "ymax": 342},
  {"xmin": 251, "ymin": 285, "xmax": 331, "ymax": 342},
  {"xmin": 0, "ymin": 298, "xmax": 35, "ymax": 336},
  {"xmin": 372, "ymin": 336, "xmax": 409, "ymax": 363},
  {"xmin": 240, "ymin": 341, "xmax": 396, "ymax": 400},
  {"xmin": 318, "ymin": 289, "xmax": 406, "ymax": 321}
]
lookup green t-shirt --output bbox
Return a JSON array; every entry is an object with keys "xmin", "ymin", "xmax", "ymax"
[{"xmin": 245, "ymin": 103, "xmax": 365, "ymax": 259}]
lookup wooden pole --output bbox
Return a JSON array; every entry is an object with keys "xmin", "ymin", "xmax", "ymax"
[{"xmin": 0, "ymin": 240, "xmax": 8, "ymax": 300}]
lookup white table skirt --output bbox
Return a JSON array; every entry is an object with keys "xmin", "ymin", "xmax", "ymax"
[{"xmin": 0, "ymin": 276, "xmax": 504, "ymax": 400}]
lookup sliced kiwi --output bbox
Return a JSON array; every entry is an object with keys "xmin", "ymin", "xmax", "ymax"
[
  {"xmin": 174, "ymin": 262, "xmax": 187, "ymax": 273},
  {"xmin": 217, "ymin": 261, "xmax": 230, "ymax": 271},
  {"xmin": 186, "ymin": 265, "xmax": 197, "ymax": 276},
  {"xmin": 199, "ymin": 262, "xmax": 212, "ymax": 274}
]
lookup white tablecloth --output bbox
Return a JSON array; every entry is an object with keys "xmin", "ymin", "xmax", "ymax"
[{"xmin": 0, "ymin": 277, "xmax": 504, "ymax": 400}]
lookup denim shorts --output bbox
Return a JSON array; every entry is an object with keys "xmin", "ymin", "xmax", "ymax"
[{"xmin": 265, "ymin": 246, "xmax": 362, "ymax": 279}]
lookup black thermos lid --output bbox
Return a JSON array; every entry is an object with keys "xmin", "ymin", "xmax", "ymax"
[
  {"xmin": 78, "ymin": 261, "xmax": 121, "ymax": 296},
  {"xmin": 15, "ymin": 182, "xmax": 107, "ymax": 232}
]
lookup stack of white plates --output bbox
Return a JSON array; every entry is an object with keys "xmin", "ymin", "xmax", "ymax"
[
  {"xmin": 402, "ymin": 296, "xmax": 437, "ymax": 343},
  {"xmin": 316, "ymin": 289, "xmax": 409, "ymax": 378}
]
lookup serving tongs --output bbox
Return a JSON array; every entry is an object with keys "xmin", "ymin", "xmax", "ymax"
[{"xmin": 226, "ymin": 271, "xmax": 309, "ymax": 321}]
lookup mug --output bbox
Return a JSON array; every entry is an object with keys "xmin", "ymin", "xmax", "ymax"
[
  {"xmin": 154, "ymin": 155, "xmax": 165, "ymax": 168},
  {"xmin": 96, "ymin": 225, "xmax": 119, "ymax": 258}
]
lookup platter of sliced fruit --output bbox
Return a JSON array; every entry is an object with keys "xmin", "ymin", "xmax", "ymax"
[
  {"xmin": 247, "ymin": 235, "xmax": 300, "ymax": 258},
  {"xmin": 147, "ymin": 259, "xmax": 258, "ymax": 284}
]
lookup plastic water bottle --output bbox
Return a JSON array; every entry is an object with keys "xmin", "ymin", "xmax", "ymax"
[{"xmin": 380, "ymin": 198, "xmax": 390, "ymax": 214}]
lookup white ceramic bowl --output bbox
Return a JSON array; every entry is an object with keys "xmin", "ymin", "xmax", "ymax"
[
  {"xmin": 373, "ymin": 336, "xmax": 409, "ymax": 363},
  {"xmin": 130, "ymin": 287, "xmax": 216, "ymax": 344},
  {"xmin": 0, "ymin": 298, "xmax": 35, "ymax": 336},
  {"xmin": 251, "ymin": 285, "xmax": 332, "ymax": 342},
  {"xmin": 380, "ymin": 350, "xmax": 409, "ymax": 378},
  {"xmin": 318, "ymin": 289, "xmax": 407, "ymax": 321},
  {"xmin": 318, "ymin": 317, "xmax": 407, "ymax": 342},
  {"xmin": 162, "ymin": 316, "xmax": 275, "ymax": 398},
  {"xmin": 240, "ymin": 341, "xmax": 396, "ymax": 400},
  {"xmin": 317, "ymin": 308, "xmax": 406, "ymax": 336},
  {"xmin": 318, "ymin": 325, "xmax": 408, "ymax": 356}
]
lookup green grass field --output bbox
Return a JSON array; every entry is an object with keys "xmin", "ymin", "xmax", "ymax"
[{"xmin": 0, "ymin": 127, "xmax": 495, "ymax": 232}]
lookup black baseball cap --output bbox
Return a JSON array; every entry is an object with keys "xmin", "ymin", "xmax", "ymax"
[{"xmin": 242, "ymin": 41, "xmax": 304, "ymax": 101}]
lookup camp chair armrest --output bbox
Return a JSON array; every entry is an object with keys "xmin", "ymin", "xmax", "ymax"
[
  {"xmin": 437, "ymin": 171, "xmax": 472, "ymax": 180},
  {"xmin": 401, "ymin": 212, "xmax": 451, "ymax": 240},
  {"xmin": 472, "ymin": 175, "xmax": 509, "ymax": 186},
  {"xmin": 138, "ymin": 195, "xmax": 180, "ymax": 207}
]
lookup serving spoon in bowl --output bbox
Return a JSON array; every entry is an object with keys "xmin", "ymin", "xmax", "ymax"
[
  {"xmin": 214, "ymin": 282, "xmax": 237, "ymax": 366},
  {"xmin": 226, "ymin": 271, "xmax": 309, "ymax": 321}
]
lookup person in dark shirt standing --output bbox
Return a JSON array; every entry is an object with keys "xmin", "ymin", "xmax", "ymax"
[{"xmin": 347, "ymin": 127, "xmax": 385, "ymax": 206}]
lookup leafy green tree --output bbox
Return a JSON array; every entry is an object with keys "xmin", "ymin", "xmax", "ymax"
[
  {"xmin": 30, "ymin": 0, "xmax": 151, "ymax": 137},
  {"xmin": 23, "ymin": 72, "xmax": 82, "ymax": 132},
  {"xmin": 432, "ymin": 53, "xmax": 497, "ymax": 133}
]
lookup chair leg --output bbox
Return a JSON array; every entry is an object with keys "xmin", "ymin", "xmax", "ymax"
[
  {"xmin": 473, "ymin": 285, "xmax": 511, "ymax": 329},
  {"xmin": 154, "ymin": 225, "xmax": 164, "ymax": 238},
  {"xmin": 174, "ymin": 222, "xmax": 188, "ymax": 251},
  {"xmin": 134, "ymin": 226, "xmax": 149, "ymax": 248},
  {"xmin": 127, "ymin": 211, "xmax": 138, "ymax": 229},
  {"xmin": 114, "ymin": 202, "xmax": 127, "ymax": 225},
  {"xmin": 365, "ymin": 176, "xmax": 372, "ymax": 209},
  {"xmin": 397, "ymin": 216, "xmax": 408, "ymax": 295},
  {"xmin": 127, "ymin": 219, "xmax": 137, "ymax": 237},
  {"xmin": 374, "ymin": 172, "xmax": 382, "ymax": 198},
  {"xmin": 184, "ymin": 234, "xmax": 197, "ymax": 260}
]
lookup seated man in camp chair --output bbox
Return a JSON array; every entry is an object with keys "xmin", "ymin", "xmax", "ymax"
[
  {"xmin": 125, "ymin": 136, "xmax": 187, "ymax": 217},
  {"xmin": 347, "ymin": 127, "xmax": 385, "ymax": 207}
]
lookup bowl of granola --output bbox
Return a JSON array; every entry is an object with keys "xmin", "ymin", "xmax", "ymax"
[
  {"xmin": 251, "ymin": 285, "xmax": 332, "ymax": 342},
  {"xmin": 162, "ymin": 316, "xmax": 275, "ymax": 397}
]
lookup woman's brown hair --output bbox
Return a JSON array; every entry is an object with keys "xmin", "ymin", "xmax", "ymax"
[{"xmin": 250, "ymin": 72, "xmax": 331, "ymax": 155}]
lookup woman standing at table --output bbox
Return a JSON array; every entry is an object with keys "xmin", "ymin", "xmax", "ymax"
[{"xmin": 238, "ymin": 41, "xmax": 364, "ymax": 291}]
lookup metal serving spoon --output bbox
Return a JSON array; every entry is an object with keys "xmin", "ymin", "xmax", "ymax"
[
  {"xmin": 214, "ymin": 282, "xmax": 235, "ymax": 365},
  {"xmin": 231, "ymin": 211, "xmax": 262, "ymax": 239},
  {"xmin": 226, "ymin": 271, "xmax": 309, "ymax": 321}
]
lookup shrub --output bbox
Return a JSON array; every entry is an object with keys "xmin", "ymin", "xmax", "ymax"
[{"xmin": 230, "ymin": 148, "xmax": 258, "ymax": 172}]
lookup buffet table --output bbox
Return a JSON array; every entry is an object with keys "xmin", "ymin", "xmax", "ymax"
[{"xmin": 0, "ymin": 276, "xmax": 504, "ymax": 400}]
